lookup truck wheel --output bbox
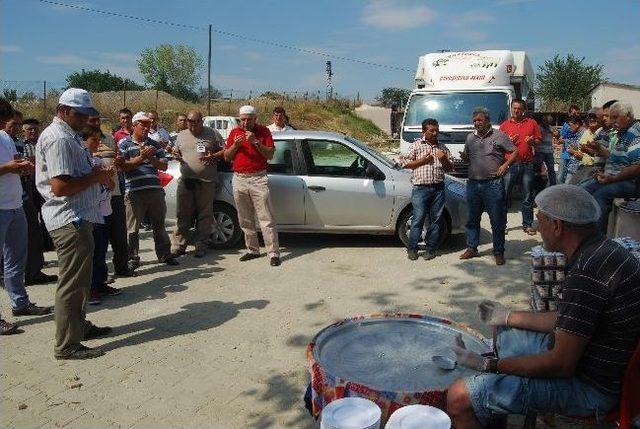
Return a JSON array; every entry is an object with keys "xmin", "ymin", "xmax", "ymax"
[
  {"xmin": 396, "ymin": 207, "xmax": 451, "ymax": 248},
  {"xmin": 209, "ymin": 203, "xmax": 242, "ymax": 249}
]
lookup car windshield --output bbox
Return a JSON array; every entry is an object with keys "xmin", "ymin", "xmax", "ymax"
[
  {"xmin": 344, "ymin": 136, "xmax": 398, "ymax": 169},
  {"xmin": 404, "ymin": 92, "xmax": 509, "ymax": 127}
]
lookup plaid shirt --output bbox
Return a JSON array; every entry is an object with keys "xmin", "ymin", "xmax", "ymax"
[{"xmin": 401, "ymin": 138, "xmax": 451, "ymax": 185}]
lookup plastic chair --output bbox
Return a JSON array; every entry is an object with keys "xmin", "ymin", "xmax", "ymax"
[{"xmin": 523, "ymin": 340, "xmax": 640, "ymax": 429}]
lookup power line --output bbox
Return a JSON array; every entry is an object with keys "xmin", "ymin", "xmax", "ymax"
[{"xmin": 38, "ymin": 0, "xmax": 412, "ymax": 72}]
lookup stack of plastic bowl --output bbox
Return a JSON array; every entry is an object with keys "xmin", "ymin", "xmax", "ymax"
[
  {"xmin": 320, "ymin": 397, "xmax": 382, "ymax": 429},
  {"xmin": 385, "ymin": 405, "xmax": 451, "ymax": 429}
]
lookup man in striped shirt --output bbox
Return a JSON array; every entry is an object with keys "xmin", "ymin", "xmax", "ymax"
[
  {"xmin": 446, "ymin": 184, "xmax": 640, "ymax": 428},
  {"xmin": 400, "ymin": 118, "xmax": 453, "ymax": 260},
  {"xmin": 36, "ymin": 88, "xmax": 114, "ymax": 359},
  {"xmin": 117, "ymin": 112, "xmax": 178, "ymax": 269}
]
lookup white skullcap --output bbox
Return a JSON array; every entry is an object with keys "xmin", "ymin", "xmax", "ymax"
[
  {"xmin": 132, "ymin": 111, "xmax": 151, "ymax": 123},
  {"xmin": 535, "ymin": 184, "xmax": 601, "ymax": 224},
  {"xmin": 239, "ymin": 105, "xmax": 257, "ymax": 116}
]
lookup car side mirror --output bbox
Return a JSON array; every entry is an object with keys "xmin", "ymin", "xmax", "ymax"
[{"xmin": 365, "ymin": 163, "xmax": 386, "ymax": 181}]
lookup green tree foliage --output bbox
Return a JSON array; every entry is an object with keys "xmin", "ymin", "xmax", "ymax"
[
  {"xmin": 66, "ymin": 69, "xmax": 144, "ymax": 92},
  {"xmin": 375, "ymin": 87, "xmax": 411, "ymax": 107},
  {"xmin": 536, "ymin": 54, "xmax": 604, "ymax": 109},
  {"xmin": 2, "ymin": 89, "xmax": 18, "ymax": 102},
  {"xmin": 137, "ymin": 44, "xmax": 204, "ymax": 102}
]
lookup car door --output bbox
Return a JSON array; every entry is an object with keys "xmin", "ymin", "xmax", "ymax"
[
  {"xmin": 300, "ymin": 139, "xmax": 395, "ymax": 228},
  {"xmin": 266, "ymin": 139, "xmax": 305, "ymax": 225}
]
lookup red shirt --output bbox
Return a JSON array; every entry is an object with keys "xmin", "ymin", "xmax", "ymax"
[
  {"xmin": 113, "ymin": 128, "xmax": 131, "ymax": 146},
  {"xmin": 225, "ymin": 125, "xmax": 274, "ymax": 173},
  {"xmin": 499, "ymin": 117, "xmax": 541, "ymax": 163}
]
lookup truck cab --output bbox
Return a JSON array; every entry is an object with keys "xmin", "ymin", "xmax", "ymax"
[{"xmin": 401, "ymin": 50, "xmax": 534, "ymax": 178}]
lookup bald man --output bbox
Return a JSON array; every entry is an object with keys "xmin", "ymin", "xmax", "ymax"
[{"xmin": 171, "ymin": 110, "xmax": 224, "ymax": 258}]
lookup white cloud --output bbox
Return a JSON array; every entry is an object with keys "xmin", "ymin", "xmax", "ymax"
[
  {"xmin": 451, "ymin": 11, "xmax": 495, "ymax": 41},
  {"xmin": 245, "ymin": 51, "xmax": 265, "ymax": 61},
  {"xmin": 301, "ymin": 73, "xmax": 327, "ymax": 87},
  {"xmin": 361, "ymin": 1, "xmax": 436, "ymax": 30},
  {"xmin": 36, "ymin": 54, "xmax": 90, "ymax": 65},
  {"xmin": 0, "ymin": 44, "xmax": 21, "ymax": 53},
  {"xmin": 98, "ymin": 52, "xmax": 138, "ymax": 63}
]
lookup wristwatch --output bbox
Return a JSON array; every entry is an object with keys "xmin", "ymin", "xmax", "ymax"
[{"xmin": 484, "ymin": 357, "xmax": 499, "ymax": 373}]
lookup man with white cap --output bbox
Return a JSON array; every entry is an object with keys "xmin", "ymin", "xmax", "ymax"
[
  {"xmin": 224, "ymin": 105, "xmax": 280, "ymax": 266},
  {"xmin": 116, "ymin": 111, "xmax": 178, "ymax": 269},
  {"xmin": 36, "ymin": 88, "xmax": 114, "ymax": 359},
  {"xmin": 446, "ymin": 184, "xmax": 640, "ymax": 428}
]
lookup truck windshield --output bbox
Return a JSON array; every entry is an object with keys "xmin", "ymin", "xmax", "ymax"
[{"xmin": 404, "ymin": 92, "xmax": 509, "ymax": 126}]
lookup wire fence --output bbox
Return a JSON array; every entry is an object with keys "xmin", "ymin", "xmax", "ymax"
[{"xmin": 1, "ymin": 80, "xmax": 365, "ymax": 134}]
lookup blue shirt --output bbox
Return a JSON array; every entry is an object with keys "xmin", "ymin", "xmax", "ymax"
[
  {"xmin": 118, "ymin": 137, "xmax": 167, "ymax": 193},
  {"xmin": 605, "ymin": 120, "xmax": 640, "ymax": 176},
  {"xmin": 560, "ymin": 122, "xmax": 578, "ymax": 160}
]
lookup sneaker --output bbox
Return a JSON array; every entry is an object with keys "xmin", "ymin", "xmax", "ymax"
[
  {"xmin": 88, "ymin": 290, "xmax": 101, "ymax": 305},
  {"xmin": 0, "ymin": 319, "xmax": 19, "ymax": 335},
  {"xmin": 12, "ymin": 303, "xmax": 53, "ymax": 316},
  {"xmin": 407, "ymin": 249, "xmax": 418, "ymax": 261},
  {"xmin": 239, "ymin": 253, "xmax": 262, "ymax": 262},
  {"xmin": 84, "ymin": 324, "xmax": 112, "ymax": 340},
  {"xmin": 423, "ymin": 249, "xmax": 436, "ymax": 261},
  {"xmin": 55, "ymin": 345, "xmax": 104, "ymax": 360},
  {"xmin": 99, "ymin": 285, "xmax": 122, "ymax": 296},
  {"xmin": 459, "ymin": 248, "xmax": 479, "ymax": 260},
  {"xmin": 270, "ymin": 256, "xmax": 281, "ymax": 267},
  {"xmin": 194, "ymin": 249, "xmax": 206, "ymax": 258},
  {"xmin": 25, "ymin": 273, "xmax": 58, "ymax": 286}
]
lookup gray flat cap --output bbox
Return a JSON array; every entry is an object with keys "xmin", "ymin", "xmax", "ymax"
[{"xmin": 535, "ymin": 184, "xmax": 601, "ymax": 224}]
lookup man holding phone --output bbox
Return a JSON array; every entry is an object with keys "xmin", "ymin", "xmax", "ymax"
[{"xmin": 224, "ymin": 105, "xmax": 280, "ymax": 266}]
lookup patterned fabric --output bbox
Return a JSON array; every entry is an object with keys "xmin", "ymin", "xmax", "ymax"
[
  {"xmin": 400, "ymin": 138, "xmax": 451, "ymax": 185},
  {"xmin": 605, "ymin": 120, "xmax": 640, "ymax": 176},
  {"xmin": 307, "ymin": 313, "xmax": 490, "ymax": 422},
  {"xmin": 564, "ymin": 129, "xmax": 584, "ymax": 174},
  {"xmin": 555, "ymin": 235, "xmax": 640, "ymax": 395},
  {"xmin": 118, "ymin": 137, "xmax": 167, "ymax": 193},
  {"xmin": 35, "ymin": 116, "xmax": 102, "ymax": 231}
]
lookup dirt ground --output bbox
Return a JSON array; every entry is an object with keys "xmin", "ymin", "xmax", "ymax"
[{"xmin": 1, "ymin": 212, "xmax": 600, "ymax": 429}]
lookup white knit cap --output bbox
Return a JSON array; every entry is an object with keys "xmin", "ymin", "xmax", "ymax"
[
  {"xmin": 535, "ymin": 184, "xmax": 601, "ymax": 224},
  {"xmin": 238, "ymin": 105, "xmax": 257, "ymax": 116}
]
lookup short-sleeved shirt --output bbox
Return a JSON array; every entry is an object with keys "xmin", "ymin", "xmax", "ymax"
[
  {"xmin": 555, "ymin": 235, "xmax": 640, "ymax": 395},
  {"xmin": 175, "ymin": 126, "xmax": 224, "ymax": 182},
  {"xmin": 400, "ymin": 138, "xmax": 451, "ymax": 185},
  {"xmin": 536, "ymin": 126, "xmax": 554, "ymax": 154},
  {"xmin": 118, "ymin": 136, "xmax": 167, "ymax": 193},
  {"xmin": 604, "ymin": 120, "xmax": 640, "ymax": 176},
  {"xmin": 35, "ymin": 116, "xmax": 102, "ymax": 231},
  {"xmin": 225, "ymin": 125, "xmax": 274, "ymax": 174},
  {"xmin": 113, "ymin": 128, "xmax": 131, "ymax": 145},
  {"xmin": 560, "ymin": 123, "xmax": 578, "ymax": 160},
  {"xmin": 149, "ymin": 126, "xmax": 171, "ymax": 145},
  {"xmin": 464, "ymin": 128, "xmax": 515, "ymax": 181},
  {"xmin": 499, "ymin": 117, "xmax": 542, "ymax": 163},
  {"xmin": 0, "ymin": 130, "xmax": 23, "ymax": 210}
]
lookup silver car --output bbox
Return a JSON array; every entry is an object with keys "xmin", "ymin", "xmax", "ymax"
[{"xmin": 164, "ymin": 130, "xmax": 467, "ymax": 248}]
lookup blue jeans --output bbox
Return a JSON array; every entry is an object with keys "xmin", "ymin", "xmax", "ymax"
[
  {"xmin": 464, "ymin": 328, "xmax": 617, "ymax": 427},
  {"xmin": 504, "ymin": 162, "xmax": 535, "ymax": 228},
  {"xmin": 557, "ymin": 158, "xmax": 568, "ymax": 184},
  {"xmin": 465, "ymin": 178, "xmax": 506, "ymax": 254},
  {"xmin": 408, "ymin": 183, "xmax": 445, "ymax": 251},
  {"xmin": 91, "ymin": 217, "xmax": 109, "ymax": 290},
  {"xmin": 534, "ymin": 152, "xmax": 556, "ymax": 186},
  {"xmin": 0, "ymin": 208, "xmax": 30, "ymax": 311},
  {"xmin": 582, "ymin": 178, "xmax": 639, "ymax": 232}
]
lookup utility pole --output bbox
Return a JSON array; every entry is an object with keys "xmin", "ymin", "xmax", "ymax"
[
  {"xmin": 207, "ymin": 24, "xmax": 212, "ymax": 116},
  {"xmin": 325, "ymin": 61, "xmax": 333, "ymax": 100}
]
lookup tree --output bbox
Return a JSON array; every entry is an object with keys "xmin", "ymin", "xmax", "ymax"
[
  {"xmin": 375, "ymin": 87, "xmax": 411, "ymax": 108},
  {"xmin": 2, "ymin": 89, "xmax": 18, "ymax": 102},
  {"xmin": 198, "ymin": 86, "xmax": 223, "ymax": 102},
  {"xmin": 536, "ymin": 54, "xmax": 604, "ymax": 110},
  {"xmin": 137, "ymin": 44, "xmax": 204, "ymax": 102},
  {"xmin": 66, "ymin": 69, "xmax": 144, "ymax": 92}
]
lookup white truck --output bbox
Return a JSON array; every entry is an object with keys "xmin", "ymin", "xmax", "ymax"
[{"xmin": 400, "ymin": 50, "xmax": 534, "ymax": 177}]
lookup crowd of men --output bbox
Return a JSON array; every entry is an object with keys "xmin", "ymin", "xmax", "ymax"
[
  {"xmin": 402, "ymin": 98, "xmax": 640, "ymax": 264},
  {"xmin": 0, "ymin": 89, "xmax": 289, "ymax": 358}
]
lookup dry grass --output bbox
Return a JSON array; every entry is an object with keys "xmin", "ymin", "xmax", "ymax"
[{"xmin": 12, "ymin": 90, "xmax": 388, "ymax": 144}]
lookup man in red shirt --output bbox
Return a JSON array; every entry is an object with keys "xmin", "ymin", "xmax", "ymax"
[
  {"xmin": 224, "ymin": 105, "xmax": 280, "ymax": 266},
  {"xmin": 112, "ymin": 108, "xmax": 133, "ymax": 145},
  {"xmin": 499, "ymin": 99, "xmax": 541, "ymax": 235}
]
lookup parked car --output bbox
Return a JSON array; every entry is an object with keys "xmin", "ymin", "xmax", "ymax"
[
  {"xmin": 164, "ymin": 130, "xmax": 467, "ymax": 248},
  {"xmin": 202, "ymin": 116, "xmax": 240, "ymax": 140}
]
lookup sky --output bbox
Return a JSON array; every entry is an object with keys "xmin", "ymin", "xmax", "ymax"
[{"xmin": 1, "ymin": 0, "xmax": 639, "ymax": 101}]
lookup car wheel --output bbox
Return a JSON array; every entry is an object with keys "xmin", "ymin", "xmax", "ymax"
[
  {"xmin": 396, "ymin": 207, "xmax": 451, "ymax": 248},
  {"xmin": 209, "ymin": 203, "xmax": 242, "ymax": 249}
]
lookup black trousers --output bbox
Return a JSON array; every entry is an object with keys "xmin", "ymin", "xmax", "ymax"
[
  {"xmin": 23, "ymin": 197, "xmax": 45, "ymax": 281},
  {"xmin": 108, "ymin": 195, "xmax": 129, "ymax": 274}
]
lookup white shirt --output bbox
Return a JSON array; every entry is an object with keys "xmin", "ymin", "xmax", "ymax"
[
  {"xmin": 0, "ymin": 130, "xmax": 23, "ymax": 210},
  {"xmin": 149, "ymin": 126, "xmax": 171, "ymax": 144},
  {"xmin": 267, "ymin": 123, "xmax": 293, "ymax": 133}
]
